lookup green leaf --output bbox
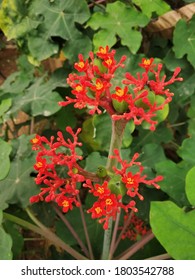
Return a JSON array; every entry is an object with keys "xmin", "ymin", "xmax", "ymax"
[
  {"xmin": 63, "ymin": 32, "xmax": 92, "ymax": 63},
  {"xmin": 150, "ymin": 201, "xmax": 195, "ymax": 260},
  {"xmin": 7, "ymin": 72, "xmax": 65, "ymax": 117},
  {"xmin": 30, "ymin": 0, "xmax": 90, "ymax": 39},
  {"xmin": 173, "ymin": 15, "xmax": 195, "ymax": 68},
  {"xmin": 177, "ymin": 133, "xmax": 195, "ymax": 166},
  {"xmin": 85, "ymin": 152, "xmax": 107, "ymax": 173},
  {"xmin": 0, "ymin": 139, "xmax": 12, "ymax": 180},
  {"xmin": 93, "ymin": 113, "xmax": 112, "ymax": 152},
  {"xmin": 27, "ymin": 34, "xmax": 59, "ymax": 62},
  {"xmin": 3, "ymin": 220, "xmax": 24, "ymax": 259},
  {"xmin": 0, "ymin": 155, "xmax": 38, "ymax": 210},
  {"xmin": 87, "ymin": 1, "xmax": 149, "ymax": 53},
  {"xmin": 0, "ymin": 210, "xmax": 12, "ymax": 260},
  {"xmin": 140, "ymin": 143, "xmax": 166, "ymax": 169},
  {"xmin": 185, "ymin": 166, "xmax": 195, "ymax": 205},
  {"xmin": 155, "ymin": 160, "xmax": 189, "ymax": 206},
  {"xmin": 132, "ymin": 0, "xmax": 170, "ymax": 18},
  {"xmin": 0, "ymin": 98, "xmax": 12, "ymax": 121}
]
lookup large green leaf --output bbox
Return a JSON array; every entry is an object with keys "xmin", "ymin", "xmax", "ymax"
[
  {"xmin": 0, "ymin": 156, "xmax": 38, "ymax": 210},
  {"xmin": 0, "ymin": 135, "xmax": 39, "ymax": 209},
  {"xmin": 0, "ymin": 210, "xmax": 12, "ymax": 260},
  {"xmin": 132, "ymin": 0, "xmax": 170, "ymax": 18},
  {"xmin": 185, "ymin": 166, "xmax": 195, "ymax": 206},
  {"xmin": 150, "ymin": 201, "xmax": 195, "ymax": 260},
  {"xmin": 7, "ymin": 71, "xmax": 65, "ymax": 117},
  {"xmin": 173, "ymin": 15, "xmax": 195, "ymax": 68},
  {"xmin": 87, "ymin": 1, "xmax": 149, "ymax": 53},
  {"xmin": 155, "ymin": 160, "xmax": 189, "ymax": 206},
  {"xmin": 29, "ymin": 0, "xmax": 91, "ymax": 62},
  {"xmin": 0, "ymin": 139, "xmax": 12, "ymax": 180}
]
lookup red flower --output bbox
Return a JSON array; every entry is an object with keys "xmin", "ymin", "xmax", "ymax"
[
  {"xmin": 119, "ymin": 214, "xmax": 149, "ymax": 241},
  {"xmin": 112, "ymin": 86, "xmax": 128, "ymax": 102},
  {"xmin": 30, "ymin": 127, "xmax": 86, "ymax": 213},
  {"xmin": 74, "ymin": 54, "xmax": 88, "ymax": 72},
  {"xmin": 139, "ymin": 58, "xmax": 155, "ymax": 72}
]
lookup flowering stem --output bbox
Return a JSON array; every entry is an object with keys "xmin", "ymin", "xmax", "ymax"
[
  {"xmin": 77, "ymin": 195, "xmax": 94, "ymax": 260},
  {"xmin": 101, "ymin": 118, "xmax": 127, "ymax": 260},
  {"xmin": 53, "ymin": 204, "xmax": 90, "ymax": 258},
  {"xmin": 112, "ymin": 210, "xmax": 134, "ymax": 254},
  {"xmin": 25, "ymin": 207, "xmax": 88, "ymax": 260},
  {"xmin": 109, "ymin": 207, "xmax": 121, "ymax": 259},
  {"xmin": 115, "ymin": 230, "xmax": 154, "ymax": 260}
]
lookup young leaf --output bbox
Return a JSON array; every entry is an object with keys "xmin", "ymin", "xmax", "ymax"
[{"xmin": 87, "ymin": 1, "xmax": 149, "ymax": 53}]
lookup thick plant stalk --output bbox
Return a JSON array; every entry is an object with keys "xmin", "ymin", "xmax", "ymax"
[{"xmin": 101, "ymin": 119, "xmax": 127, "ymax": 260}]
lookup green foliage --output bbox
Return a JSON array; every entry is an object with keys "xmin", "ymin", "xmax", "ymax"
[
  {"xmin": 0, "ymin": 0, "xmax": 91, "ymax": 64},
  {"xmin": 173, "ymin": 15, "xmax": 195, "ymax": 68},
  {"xmin": 150, "ymin": 201, "xmax": 195, "ymax": 259},
  {"xmin": 87, "ymin": 1, "xmax": 149, "ymax": 53},
  {"xmin": 0, "ymin": 0, "xmax": 195, "ymax": 260},
  {"xmin": 132, "ymin": 0, "xmax": 170, "ymax": 18},
  {"xmin": 0, "ymin": 139, "xmax": 12, "ymax": 180},
  {"xmin": 0, "ymin": 210, "xmax": 12, "ymax": 260},
  {"xmin": 185, "ymin": 166, "xmax": 195, "ymax": 206}
]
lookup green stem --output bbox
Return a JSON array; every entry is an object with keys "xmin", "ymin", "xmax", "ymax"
[{"xmin": 101, "ymin": 119, "xmax": 127, "ymax": 260}]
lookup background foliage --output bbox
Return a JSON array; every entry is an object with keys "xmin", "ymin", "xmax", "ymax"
[{"xmin": 0, "ymin": 0, "xmax": 195, "ymax": 260}]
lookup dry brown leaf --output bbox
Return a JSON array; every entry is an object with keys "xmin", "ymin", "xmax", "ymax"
[{"xmin": 146, "ymin": 3, "xmax": 195, "ymax": 38}]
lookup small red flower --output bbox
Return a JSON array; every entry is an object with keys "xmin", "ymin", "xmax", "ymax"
[
  {"xmin": 74, "ymin": 54, "xmax": 88, "ymax": 72},
  {"xmin": 139, "ymin": 58, "xmax": 155, "ymax": 72},
  {"xmin": 112, "ymin": 86, "xmax": 128, "ymax": 102}
]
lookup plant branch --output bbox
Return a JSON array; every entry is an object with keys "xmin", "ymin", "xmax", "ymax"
[
  {"xmin": 112, "ymin": 210, "xmax": 134, "ymax": 254},
  {"xmin": 145, "ymin": 253, "xmax": 171, "ymax": 260},
  {"xmin": 109, "ymin": 208, "xmax": 121, "ymax": 259},
  {"xmin": 53, "ymin": 204, "xmax": 90, "ymax": 258},
  {"xmin": 115, "ymin": 230, "xmax": 154, "ymax": 260},
  {"xmin": 25, "ymin": 207, "xmax": 88, "ymax": 260},
  {"xmin": 77, "ymin": 195, "xmax": 94, "ymax": 260}
]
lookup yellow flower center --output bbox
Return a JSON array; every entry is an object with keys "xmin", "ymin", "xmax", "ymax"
[
  {"xmin": 143, "ymin": 59, "xmax": 151, "ymax": 65},
  {"xmin": 96, "ymin": 81, "xmax": 103, "ymax": 90},
  {"xmin": 95, "ymin": 207, "xmax": 102, "ymax": 214},
  {"xmin": 62, "ymin": 200, "xmax": 69, "ymax": 208},
  {"xmin": 116, "ymin": 88, "xmax": 124, "ymax": 97},
  {"xmin": 75, "ymin": 85, "xmax": 83, "ymax": 92},
  {"xmin": 127, "ymin": 178, "xmax": 134, "ymax": 185},
  {"xmin": 32, "ymin": 138, "xmax": 39, "ymax": 144},
  {"xmin": 99, "ymin": 47, "xmax": 107, "ymax": 54},
  {"xmin": 97, "ymin": 187, "xmax": 104, "ymax": 194},
  {"xmin": 106, "ymin": 198, "xmax": 113, "ymax": 206},
  {"xmin": 105, "ymin": 57, "xmax": 112, "ymax": 66},
  {"xmin": 36, "ymin": 161, "xmax": 43, "ymax": 168},
  {"xmin": 77, "ymin": 61, "xmax": 84, "ymax": 68}
]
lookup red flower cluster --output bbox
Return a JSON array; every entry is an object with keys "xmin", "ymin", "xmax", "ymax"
[
  {"xmin": 119, "ymin": 214, "xmax": 149, "ymax": 241},
  {"xmin": 30, "ymin": 127, "xmax": 84, "ymax": 212},
  {"xmin": 60, "ymin": 47, "xmax": 183, "ymax": 130},
  {"xmin": 83, "ymin": 180, "xmax": 136, "ymax": 230},
  {"xmin": 83, "ymin": 149, "xmax": 163, "ymax": 229},
  {"xmin": 59, "ymin": 46, "xmax": 126, "ymax": 115}
]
